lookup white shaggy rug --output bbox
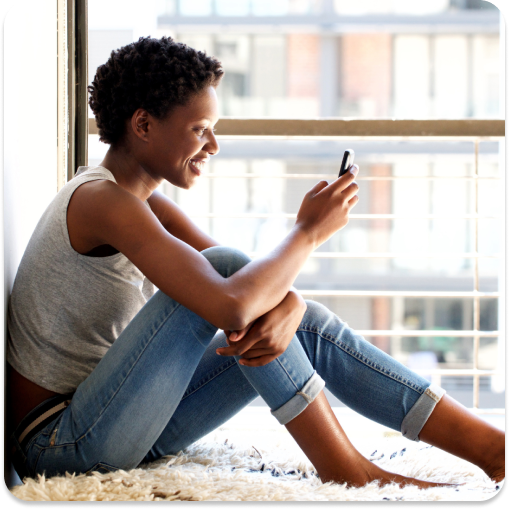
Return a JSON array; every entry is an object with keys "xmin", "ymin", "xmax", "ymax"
[{"xmin": 11, "ymin": 426, "xmax": 502, "ymax": 502}]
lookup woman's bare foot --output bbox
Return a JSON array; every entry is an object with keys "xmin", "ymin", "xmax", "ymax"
[
  {"xmin": 285, "ymin": 393, "xmax": 459, "ymax": 491},
  {"xmin": 320, "ymin": 455, "xmax": 457, "ymax": 489},
  {"xmin": 481, "ymin": 446, "xmax": 505, "ymax": 483},
  {"xmin": 419, "ymin": 395, "xmax": 505, "ymax": 484},
  {"xmin": 480, "ymin": 429, "xmax": 505, "ymax": 483},
  {"xmin": 487, "ymin": 469, "xmax": 505, "ymax": 484}
]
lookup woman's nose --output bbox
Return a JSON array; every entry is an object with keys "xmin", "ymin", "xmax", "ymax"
[{"xmin": 206, "ymin": 131, "xmax": 220, "ymax": 156}]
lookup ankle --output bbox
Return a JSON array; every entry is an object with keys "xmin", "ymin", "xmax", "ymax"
[
  {"xmin": 284, "ymin": 392, "xmax": 371, "ymax": 485},
  {"xmin": 318, "ymin": 457, "xmax": 373, "ymax": 488},
  {"xmin": 479, "ymin": 431, "xmax": 505, "ymax": 482},
  {"xmin": 419, "ymin": 395, "xmax": 506, "ymax": 474}
]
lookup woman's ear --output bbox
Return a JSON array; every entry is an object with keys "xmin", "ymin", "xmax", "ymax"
[{"xmin": 130, "ymin": 109, "xmax": 150, "ymax": 141}]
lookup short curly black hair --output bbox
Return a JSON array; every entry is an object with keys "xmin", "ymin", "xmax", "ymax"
[{"xmin": 88, "ymin": 36, "xmax": 224, "ymax": 145}]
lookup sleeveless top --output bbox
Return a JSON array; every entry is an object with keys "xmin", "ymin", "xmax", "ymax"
[{"xmin": 7, "ymin": 166, "xmax": 156, "ymax": 394}]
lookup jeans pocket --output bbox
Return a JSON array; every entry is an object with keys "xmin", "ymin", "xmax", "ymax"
[{"xmin": 86, "ymin": 462, "xmax": 118, "ymax": 475}]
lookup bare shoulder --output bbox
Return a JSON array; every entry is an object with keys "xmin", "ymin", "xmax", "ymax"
[
  {"xmin": 70, "ymin": 178, "xmax": 147, "ymax": 222},
  {"xmin": 67, "ymin": 179, "xmax": 165, "ymax": 256}
]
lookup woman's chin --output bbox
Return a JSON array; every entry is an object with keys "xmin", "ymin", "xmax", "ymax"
[
  {"xmin": 180, "ymin": 179, "xmax": 196, "ymax": 191},
  {"xmin": 164, "ymin": 174, "xmax": 195, "ymax": 190}
]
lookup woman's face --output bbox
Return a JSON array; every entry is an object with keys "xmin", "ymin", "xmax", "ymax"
[{"xmin": 140, "ymin": 85, "xmax": 220, "ymax": 189}]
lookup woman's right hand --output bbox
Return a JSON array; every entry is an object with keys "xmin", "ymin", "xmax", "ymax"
[{"xmin": 295, "ymin": 165, "xmax": 360, "ymax": 248}]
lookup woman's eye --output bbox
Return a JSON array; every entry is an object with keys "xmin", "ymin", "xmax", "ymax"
[{"xmin": 194, "ymin": 127, "xmax": 216, "ymax": 135}]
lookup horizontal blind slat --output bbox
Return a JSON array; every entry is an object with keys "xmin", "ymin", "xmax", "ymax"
[
  {"xmin": 189, "ymin": 213, "xmax": 500, "ymax": 219},
  {"xmin": 89, "ymin": 118, "xmax": 505, "ymax": 137},
  {"xmin": 295, "ymin": 290, "xmax": 498, "ymax": 297},
  {"xmin": 354, "ymin": 330, "xmax": 498, "ymax": 337}
]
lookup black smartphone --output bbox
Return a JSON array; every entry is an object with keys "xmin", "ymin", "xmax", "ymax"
[{"xmin": 338, "ymin": 149, "xmax": 355, "ymax": 177}]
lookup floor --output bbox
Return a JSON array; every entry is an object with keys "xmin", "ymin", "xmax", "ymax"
[{"xmin": 8, "ymin": 405, "xmax": 504, "ymax": 490}]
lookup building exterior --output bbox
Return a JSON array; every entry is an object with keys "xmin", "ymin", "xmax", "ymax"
[{"xmin": 154, "ymin": 0, "xmax": 500, "ymax": 119}]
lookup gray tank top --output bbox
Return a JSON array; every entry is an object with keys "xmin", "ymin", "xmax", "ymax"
[{"xmin": 7, "ymin": 166, "xmax": 156, "ymax": 393}]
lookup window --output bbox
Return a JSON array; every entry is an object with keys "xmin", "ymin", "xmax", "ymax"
[{"xmin": 87, "ymin": 0, "xmax": 505, "ymax": 414}]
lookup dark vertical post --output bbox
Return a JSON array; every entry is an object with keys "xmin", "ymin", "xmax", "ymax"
[
  {"xmin": 67, "ymin": 0, "xmax": 88, "ymax": 180},
  {"xmin": 75, "ymin": 0, "xmax": 88, "ymax": 172},
  {"xmin": 67, "ymin": 0, "xmax": 75, "ymax": 180}
]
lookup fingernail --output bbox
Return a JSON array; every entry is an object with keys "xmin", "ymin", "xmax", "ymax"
[
  {"xmin": 230, "ymin": 332, "xmax": 238, "ymax": 341},
  {"xmin": 216, "ymin": 349, "xmax": 221, "ymax": 355},
  {"xmin": 350, "ymin": 165, "xmax": 359, "ymax": 175}
]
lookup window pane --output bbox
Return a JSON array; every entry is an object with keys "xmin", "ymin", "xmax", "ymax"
[
  {"xmin": 88, "ymin": 30, "xmax": 133, "ymax": 98},
  {"xmin": 334, "ymin": 0, "xmax": 482, "ymax": 15},
  {"xmin": 252, "ymin": 0, "xmax": 290, "ymax": 16},
  {"xmin": 179, "ymin": 0, "xmax": 212, "ymax": 16},
  {"xmin": 145, "ymin": 138, "xmax": 502, "ymax": 289},
  {"xmin": 87, "ymin": 1, "xmax": 503, "ymax": 412},
  {"xmin": 89, "ymin": 1, "xmax": 502, "ymax": 119},
  {"xmin": 216, "ymin": 0, "xmax": 250, "ymax": 16}
]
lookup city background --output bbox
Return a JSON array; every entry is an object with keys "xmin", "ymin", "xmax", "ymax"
[{"xmin": 87, "ymin": 0, "xmax": 504, "ymax": 410}]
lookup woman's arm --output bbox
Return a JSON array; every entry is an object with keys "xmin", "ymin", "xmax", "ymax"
[
  {"xmin": 149, "ymin": 190, "xmax": 308, "ymax": 351},
  {"xmin": 70, "ymin": 169, "xmax": 358, "ymax": 332},
  {"xmin": 218, "ymin": 288, "xmax": 307, "ymax": 366},
  {"xmin": 147, "ymin": 189, "xmax": 220, "ymax": 252}
]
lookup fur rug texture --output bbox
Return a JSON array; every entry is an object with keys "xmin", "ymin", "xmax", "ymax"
[{"xmin": 10, "ymin": 426, "xmax": 502, "ymax": 502}]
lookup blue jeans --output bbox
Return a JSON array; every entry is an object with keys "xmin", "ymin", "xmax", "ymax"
[{"xmin": 10, "ymin": 246, "xmax": 445, "ymax": 479}]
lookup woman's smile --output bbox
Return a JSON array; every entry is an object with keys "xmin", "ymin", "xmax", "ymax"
[{"xmin": 189, "ymin": 158, "xmax": 209, "ymax": 176}]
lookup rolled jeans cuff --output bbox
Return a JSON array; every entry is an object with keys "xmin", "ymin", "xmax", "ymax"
[
  {"xmin": 401, "ymin": 383, "xmax": 446, "ymax": 442},
  {"xmin": 270, "ymin": 371, "xmax": 326, "ymax": 425}
]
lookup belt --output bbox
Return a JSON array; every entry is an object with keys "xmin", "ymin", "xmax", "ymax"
[{"xmin": 15, "ymin": 394, "xmax": 73, "ymax": 450}]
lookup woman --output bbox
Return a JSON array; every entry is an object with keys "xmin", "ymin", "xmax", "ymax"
[{"xmin": 7, "ymin": 36, "xmax": 504, "ymax": 489}]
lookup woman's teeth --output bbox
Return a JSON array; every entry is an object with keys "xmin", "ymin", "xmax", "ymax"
[{"xmin": 190, "ymin": 160, "xmax": 205, "ymax": 171}]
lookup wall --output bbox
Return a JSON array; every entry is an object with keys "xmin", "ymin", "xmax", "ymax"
[{"xmin": 2, "ymin": 0, "xmax": 58, "ymax": 488}]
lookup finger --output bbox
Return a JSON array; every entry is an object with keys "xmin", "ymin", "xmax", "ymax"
[
  {"xmin": 307, "ymin": 180, "xmax": 329, "ymax": 197},
  {"xmin": 216, "ymin": 345, "xmax": 247, "ymax": 356},
  {"xmin": 226, "ymin": 334, "xmax": 261, "ymax": 348},
  {"xmin": 329, "ymin": 165, "xmax": 358, "ymax": 193},
  {"xmin": 349, "ymin": 164, "xmax": 359, "ymax": 176},
  {"xmin": 216, "ymin": 335, "xmax": 263, "ymax": 356},
  {"xmin": 347, "ymin": 193, "xmax": 360, "ymax": 208},
  {"xmin": 225, "ymin": 333, "xmax": 243, "ymax": 346},
  {"xmin": 234, "ymin": 321, "xmax": 256, "ymax": 341},
  {"xmin": 240, "ymin": 348, "xmax": 274, "ymax": 359},
  {"xmin": 341, "ymin": 180, "xmax": 359, "ymax": 201},
  {"xmin": 239, "ymin": 354, "xmax": 279, "ymax": 367},
  {"xmin": 227, "ymin": 325, "xmax": 251, "ymax": 343}
]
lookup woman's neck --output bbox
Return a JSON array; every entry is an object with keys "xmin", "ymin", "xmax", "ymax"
[{"xmin": 99, "ymin": 147, "xmax": 162, "ymax": 202}]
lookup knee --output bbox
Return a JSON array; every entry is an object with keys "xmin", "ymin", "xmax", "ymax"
[
  {"xmin": 200, "ymin": 246, "xmax": 251, "ymax": 278},
  {"xmin": 303, "ymin": 300, "xmax": 330, "ymax": 320},
  {"xmin": 301, "ymin": 300, "xmax": 339, "ymax": 330}
]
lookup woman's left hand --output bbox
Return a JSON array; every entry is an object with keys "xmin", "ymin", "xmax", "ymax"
[{"xmin": 216, "ymin": 290, "xmax": 307, "ymax": 367}]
